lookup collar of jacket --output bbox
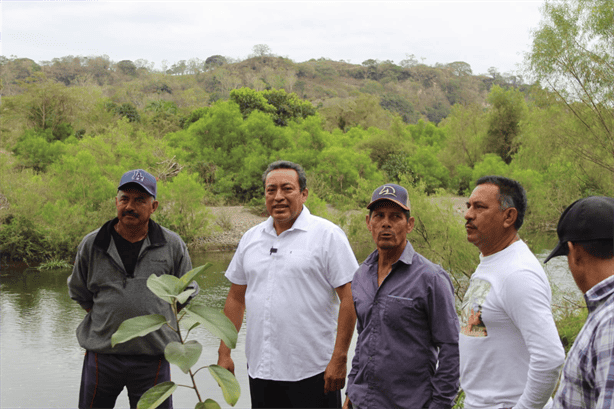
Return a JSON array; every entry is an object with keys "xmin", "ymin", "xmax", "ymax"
[{"xmin": 93, "ymin": 218, "xmax": 167, "ymax": 251}]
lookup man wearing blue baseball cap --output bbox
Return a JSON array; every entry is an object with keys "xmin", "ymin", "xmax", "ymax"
[
  {"xmin": 546, "ymin": 196, "xmax": 614, "ymax": 408},
  {"xmin": 68, "ymin": 169, "xmax": 198, "ymax": 408},
  {"xmin": 345, "ymin": 184, "xmax": 460, "ymax": 409}
]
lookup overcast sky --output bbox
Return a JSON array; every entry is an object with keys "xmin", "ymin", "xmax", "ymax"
[{"xmin": 1, "ymin": 0, "xmax": 545, "ymax": 76}]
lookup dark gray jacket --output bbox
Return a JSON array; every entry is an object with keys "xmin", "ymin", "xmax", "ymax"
[{"xmin": 68, "ymin": 218, "xmax": 198, "ymax": 355}]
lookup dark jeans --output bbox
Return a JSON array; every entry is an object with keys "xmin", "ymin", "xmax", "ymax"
[
  {"xmin": 79, "ymin": 351, "xmax": 172, "ymax": 409},
  {"xmin": 249, "ymin": 372, "xmax": 341, "ymax": 408}
]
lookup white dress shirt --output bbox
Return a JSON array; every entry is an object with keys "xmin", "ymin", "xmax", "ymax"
[{"xmin": 225, "ymin": 206, "xmax": 358, "ymax": 381}]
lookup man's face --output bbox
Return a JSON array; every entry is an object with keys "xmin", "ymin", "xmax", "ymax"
[
  {"xmin": 265, "ymin": 169, "xmax": 308, "ymax": 230},
  {"xmin": 464, "ymin": 183, "xmax": 507, "ymax": 253},
  {"xmin": 115, "ymin": 187, "xmax": 158, "ymax": 229},
  {"xmin": 366, "ymin": 202, "xmax": 414, "ymax": 251}
]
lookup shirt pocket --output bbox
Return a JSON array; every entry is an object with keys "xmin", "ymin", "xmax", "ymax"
[
  {"xmin": 383, "ymin": 295, "xmax": 421, "ymax": 330},
  {"xmin": 279, "ymin": 249, "xmax": 315, "ymax": 278}
]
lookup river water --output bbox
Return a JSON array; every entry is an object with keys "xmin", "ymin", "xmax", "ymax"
[{"xmin": 1, "ymin": 247, "xmax": 581, "ymax": 409}]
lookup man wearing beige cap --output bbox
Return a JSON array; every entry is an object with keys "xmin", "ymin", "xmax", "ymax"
[
  {"xmin": 345, "ymin": 184, "xmax": 459, "ymax": 409},
  {"xmin": 545, "ymin": 196, "xmax": 614, "ymax": 408}
]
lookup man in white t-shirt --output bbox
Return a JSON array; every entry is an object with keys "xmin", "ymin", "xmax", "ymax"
[
  {"xmin": 217, "ymin": 160, "xmax": 359, "ymax": 408},
  {"xmin": 459, "ymin": 175, "xmax": 565, "ymax": 408}
]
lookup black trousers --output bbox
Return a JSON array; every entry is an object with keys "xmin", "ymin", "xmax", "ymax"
[
  {"xmin": 79, "ymin": 351, "xmax": 172, "ymax": 409},
  {"xmin": 249, "ymin": 372, "xmax": 341, "ymax": 408}
]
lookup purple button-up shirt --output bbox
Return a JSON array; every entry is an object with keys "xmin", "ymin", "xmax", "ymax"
[{"xmin": 347, "ymin": 241, "xmax": 460, "ymax": 409}]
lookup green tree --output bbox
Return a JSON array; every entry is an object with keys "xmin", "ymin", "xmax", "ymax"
[
  {"xmin": 526, "ymin": 0, "xmax": 614, "ymax": 190},
  {"xmin": 12, "ymin": 129, "xmax": 67, "ymax": 172},
  {"xmin": 230, "ymin": 88, "xmax": 316, "ymax": 126},
  {"xmin": 116, "ymin": 60, "xmax": 137, "ymax": 77},
  {"xmin": 439, "ymin": 103, "xmax": 487, "ymax": 170},
  {"xmin": 485, "ymin": 85, "xmax": 527, "ymax": 164}
]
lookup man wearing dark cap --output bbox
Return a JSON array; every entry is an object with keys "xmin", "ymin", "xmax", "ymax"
[
  {"xmin": 68, "ymin": 169, "xmax": 198, "ymax": 408},
  {"xmin": 345, "ymin": 184, "xmax": 459, "ymax": 409},
  {"xmin": 545, "ymin": 196, "xmax": 614, "ymax": 408}
]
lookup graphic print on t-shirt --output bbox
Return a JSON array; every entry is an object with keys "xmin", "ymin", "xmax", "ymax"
[{"xmin": 460, "ymin": 278, "xmax": 490, "ymax": 337}]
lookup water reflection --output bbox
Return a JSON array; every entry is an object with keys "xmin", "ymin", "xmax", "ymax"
[{"xmin": 0, "ymin": 247, "xmax": 582, "ymax": 408}]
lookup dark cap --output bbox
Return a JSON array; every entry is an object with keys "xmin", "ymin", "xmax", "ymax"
[
  {"xmin": 367, "ymin": 184, "xmax": 410, "ymax": 211},
  {"xmin": 544, "ymin": 196, "xmax": 614, "ymax": 263},
  {"xmin": 117, "ymin": 169, "xmax": 157, "ymax": 198}
]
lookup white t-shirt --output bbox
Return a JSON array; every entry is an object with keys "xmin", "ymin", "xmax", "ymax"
[
  {"xmin": 225, "ymin": 206, "xmax": 358, "ymax": 381},
  {"xmin": 459, "ymin": 240, "xmax": 565, "ymax": 408}
]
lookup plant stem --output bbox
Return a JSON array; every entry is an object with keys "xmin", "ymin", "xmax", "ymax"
[{"xmin": 188, "ymin": 368, "xmax": 203, "ymax": 402}]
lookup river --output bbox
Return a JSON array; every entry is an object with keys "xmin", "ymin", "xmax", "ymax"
[{"xmin": 0, "ymin": 247, "xmax": 581, "ymax": 409}]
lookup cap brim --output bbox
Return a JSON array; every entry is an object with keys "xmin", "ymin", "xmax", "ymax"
[
  {"xmin": 543, "ymin": 241, "xmax": 567, "ymax": 264},
  {"xmin": 118, "ymin": 182, "xmax": 155, "ymax": 198},
  {"xmin": 366, "ymin": 198, "xmax": 410, "ymax": 211}
]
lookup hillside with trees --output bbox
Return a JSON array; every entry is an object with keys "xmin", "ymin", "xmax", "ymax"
[{"xmin": 0, "ymin": 0, "xmax": 611, "ymax": 281}]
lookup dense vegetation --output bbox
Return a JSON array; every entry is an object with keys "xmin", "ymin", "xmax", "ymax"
[{"xmin": 0, "ymin": 0, "xmax": 611, "ymax": 281}]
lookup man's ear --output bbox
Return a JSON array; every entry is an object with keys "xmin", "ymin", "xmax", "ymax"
[
  {"xmin": 567, "ymin": 242, "xmax": 581, "ymax": 266},
  {"xmin": 502, "ymin": 207, "xmax": 518, "ymax": 229},
  {"xmin": 365, "ymin": 214, "xmax": 372, "ymax": 232},
  {"xmin": 301, "ymin": 188, "xmax": 309, "ymax": 204},
  {"xmin": 152, "ymin": 200, "xmax": 159, "ymax": 213},
  {"xmin": 406, "ymin": 216, "xmax": 415, "ymax": 235}
]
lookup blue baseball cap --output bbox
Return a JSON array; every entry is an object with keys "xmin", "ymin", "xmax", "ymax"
[
  {"xmin": 367, "ymin": 184, "xmax": 411, "ymax": 211},
  {"xmin": 117, "ymin": 169, "xmax": 157, "ymax": 198}
]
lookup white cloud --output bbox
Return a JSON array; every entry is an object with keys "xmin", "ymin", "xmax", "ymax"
[{"xmin": 1, "ymin": 0, "xmax": 544, "ymax": 75}]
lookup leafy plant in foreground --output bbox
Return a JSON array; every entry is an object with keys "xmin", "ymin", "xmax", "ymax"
[{"xmin": 112, "ymin": 264, "xmax": 240, "ymax": 409}]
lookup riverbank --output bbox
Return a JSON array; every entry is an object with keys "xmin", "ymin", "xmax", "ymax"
[
  {"xmin": 197, "ymin": 206, "xmax": 268, "ymax": 251},
  {"xmin": 198, "ymin": 197, "xmax": 467, "ymax": 252}
]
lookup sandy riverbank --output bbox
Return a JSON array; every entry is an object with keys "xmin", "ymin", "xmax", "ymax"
[{"xmin": 198, "ymin": 197, "xmax": 467, "ymax": 251}]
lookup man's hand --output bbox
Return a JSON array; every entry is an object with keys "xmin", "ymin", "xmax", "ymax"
[
  {"xmin": 323, "ymin": 355, "xmax": 347, "ymax": 393},
  {"xmin": 217, "ymin": 352, "xmax": 235, "ymax": 376},
  {"xmin": 342, "ymin": 396, "xmax": 352, "ymax": 409}
]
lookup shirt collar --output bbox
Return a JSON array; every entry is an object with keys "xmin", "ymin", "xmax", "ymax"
[
  {"xmin": 94, "ymin": 218, "xmax": 166, "ymax": 251},
  {"xmin": 364, "ymin": 240, "xmax": 416, "ymax": 267},
  {"xmin": 585, "ymin": 274, "xmax": 614, "ymax": 313},
  {"xmin": 263, "ymin": 205, "xmax": 310, "ymax": 235}
]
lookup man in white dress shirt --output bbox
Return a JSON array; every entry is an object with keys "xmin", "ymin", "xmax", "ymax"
[{"xmin": 217, "ymin": 160, "xmax": 359, "ymax": 408}]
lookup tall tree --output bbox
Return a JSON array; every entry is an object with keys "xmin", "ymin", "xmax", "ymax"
[
  {"xmin": 485, "ymin": 85, "xmax": 527, "ymax": 164},
  {"xmin": 526, "ymin": 0, "xmax": 614, "ymax": 187}
]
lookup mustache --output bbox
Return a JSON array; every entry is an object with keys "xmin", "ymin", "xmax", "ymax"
[
  {"xmin": 123, "ymin": 210, "xmax": 139, "ymax": 218},
  {"xmin": 465, "ymin": 222, "xmax": 476, "ymax": 229}
]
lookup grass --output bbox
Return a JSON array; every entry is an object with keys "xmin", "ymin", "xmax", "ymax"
[{"xmin": 37, "ymin": 258, "xmax": 72, "ymax": 270}]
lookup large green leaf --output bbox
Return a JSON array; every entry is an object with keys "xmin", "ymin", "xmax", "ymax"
[
  {"xmin": 176, "ymin": 288, "xmax": 196, "ymax": 305},
  {"xmin": 179, "ymin": 314, "xmax": 201, "ymax": 333},
  {"xmin": 164, "ymin": 340, "xmax": 202, "ymax": 374},
  {"xmin": 195, "ymin": 399, "xmax": 221, "ymax": 409},
  {"xmin": 184, "ymin": 305, "xmax": 238, "ymax": 349},
  {"xmin": 137, "ymin": 381, "xmax": 177, "ymax": 409},
  {"xmin": 147, "ymin": 274, "xmax": 181, "ymax": 303},
  {"xmin": 111, "ymin": 314, "xmax": 167, "ymax": 347},
  {"xmin": 177, "ymin": 263, "xmax": 212, "ymax": 292},
  {"xmin": 208, "ymin": 365, "xmax": 241, "ymax": 406}
]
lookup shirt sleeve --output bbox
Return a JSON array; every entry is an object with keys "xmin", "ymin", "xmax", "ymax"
[
  {"xmin": 324, "ymin": 226, "xmax": 359, "ymax": 289},
  {"xmin": 428, "ymin": 270, "xmax": 460, "ymax": 408},
  {"xmin": 502, "ymin": 269, "xmax": 565, "ymax": 409},
  {"xmin": 67, "ymin": 237, "xmax": 94, "ymax": 310},
  {"xmin": 592, "ymin": 317, "xmax": 614, "ymax": 407},
  {"xmin": 347, "ymin": 285, "xmax": 365, "ymax": 394},
  {"xmin": 225, "ymin": 234, "xmax": 248, "ymax": 285}
]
